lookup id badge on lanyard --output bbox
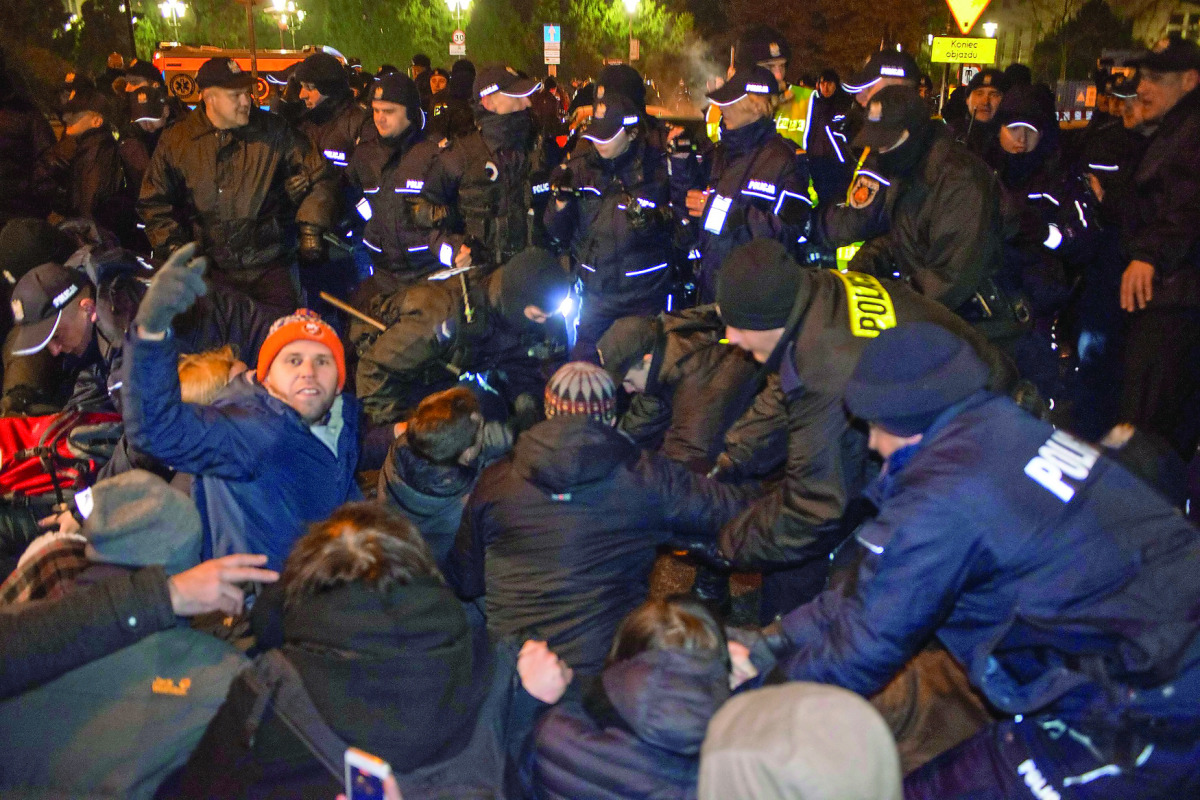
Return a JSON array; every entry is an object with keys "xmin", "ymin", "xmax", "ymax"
[{"xmin": 703, "ymin": 194, "xmax": 734, "ymax": 234}]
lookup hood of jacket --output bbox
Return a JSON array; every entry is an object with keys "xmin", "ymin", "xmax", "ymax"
[
  {"xmin": 282, "ymin": 577, "xmax": 491, "ymax": 772},
  {"xmin": 600, "ymin": 648, "xmax": 730, "ymax": 755},
  {"xmin": 512, "ymin": 415, "xmax": 636, "ymax": 493}
]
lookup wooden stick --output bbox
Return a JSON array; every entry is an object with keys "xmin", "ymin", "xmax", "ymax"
[{"xmin": 318, "ymin": 292, "xmax": 386, "ymax": 332}]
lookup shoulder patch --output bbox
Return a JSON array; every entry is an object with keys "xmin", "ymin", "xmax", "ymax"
[{"xmin": 848, "ymin": 174, "xmax": 881, "ymax": 209}]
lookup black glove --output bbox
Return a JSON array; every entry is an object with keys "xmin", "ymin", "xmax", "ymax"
[
  {"xmin": 672, "ymin": 539, "xmax": 734, "ymax": 572},
  {"xmin": 134, "ymin": 242, "xmax": 208, "ymax": 334},
  {"xmin": 551, "ymin": 168, "xmax": 575, "ymax": 202},
  {"xmin": 285, "ymin": 171, "xmax": 312, "ymax": 205},
  {"xmin": 298, "ymin": 223, "xmax": 326, "ymax": 265},
  {"xmin": 726, "ymin": 620, "xmax": 793, "ymax": 673}
]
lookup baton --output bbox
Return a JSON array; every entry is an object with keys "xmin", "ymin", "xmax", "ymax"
[{"xmin": 318, "ymin": 291, "xmax": 386, "ymax": 332}]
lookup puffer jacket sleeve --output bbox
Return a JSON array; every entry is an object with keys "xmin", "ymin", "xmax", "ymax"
[
  {"xmin": 121, "ymin": 333, "xmax": 261, "ymax": 480},
  {"xmin": 719, "ymin": 388, "xmax": 855, "ymax": 567},
  {"xmin": 0, "ymin": 565, "xmax": 175, "ymax": 700},
  {"xmin": 288, "ymin": 126, "xmax": 338, "ymax": 229},
  {"xmin": 640, "ymin": 450, "xmax": 748, "ymax": 541},
  {"xmin": 721, "ymin": 373, "xmax": 789, "ymax": 478},
  {"xmin": 356, "ymin": 317, "xmax": 446, "ymax": 426},
  {"xmin": 776, "ymin": 472, "xmax": 977, "ymax": 697}
]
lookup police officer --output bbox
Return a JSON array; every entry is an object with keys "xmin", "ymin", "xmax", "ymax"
[
  {"xmin": 712, "ymin": 239, "xmax": 1015, "ymax": 619},
  {"xmin": 845, "ymin": 85, "xmax": 1016, "ymax": 347},
  {"xmin": 806, "ymin": 69, "xmax": 854, "ymax": 205},
  {"xmin": 736, "ymin": 26, "xmax": 813, "ymax": 151},
  {"xmin": 948, "ymin": 68, "xmax": 1009, "ymax": 157},
  {"xmin": 344, "ymin": 72, "xmax": 444, "ymax": 333},
  {"xmin": 138, "ymin": 57, "xmax": 336, "ymax": 313},
  {"xmin": 678, "ymin": 65, "xmax": 812, "ymax": 302},
  {"xmin": 355, "ymin": 247, "xmax": 572, "ymax": 425},
  {"xmin": 762, "ymin": 321, "xmax": 1200, "ymax": 798},
  {"xmin": 419, "ymin": 63, "xmax": 547, "ymax": 276},
  {"xmin": 295, "ymin": 52, "xmax": 375, "ymax": 174},
  {"xmin": 544, "ymin": 92, "xmax": 673, "ymax": 360},
  {"xmin": 119, "ymin": 85, "xmax": 178, "ymax": 210}
]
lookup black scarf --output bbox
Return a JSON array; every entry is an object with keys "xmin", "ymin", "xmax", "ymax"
[{"xmin": 476, "ymin": 107, "xmax": 532, "ymax": 153}]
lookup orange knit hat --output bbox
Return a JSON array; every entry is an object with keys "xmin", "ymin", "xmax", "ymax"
[{"xmin": 256, "ymin": 309, "xmax": 345, "ymax": 391}]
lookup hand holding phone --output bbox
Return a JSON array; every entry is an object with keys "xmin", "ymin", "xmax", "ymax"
[{"xmin": 344, "ymin": 747, "xmax": 400, "ymax": 800}]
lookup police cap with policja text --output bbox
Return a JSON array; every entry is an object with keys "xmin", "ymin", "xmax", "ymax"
[
  {"xmin": 852, "ymin": 85, "xmax": 929, "ymax": 151},
  {"xmin": 706, "ymin": 65, "xmax": 781, "ymax": 107},
  {"xmin": 583, "ymin": 94, "xmax": 642, "ymax": 143},
  {"xmin": 9, "ymin": 262, "xmax": 91, "ymax": 357},
  {"xmin": 473, "ymin": 63, "xmax": 541, "ymax": 102},
  {"xmin": 195, "ymin": 57, "xmax": 255, "ymax": 90},
  {"xmin": 842, "ymin": 50, "xmax": 920, "ymax": 94},
  {"xmin": 736, "ymin": 25, "xmax": 791, "ymax": 67},
  {"xmin": 1130, "ymin": 35, "xmax": 1200, "ymax": 73}
]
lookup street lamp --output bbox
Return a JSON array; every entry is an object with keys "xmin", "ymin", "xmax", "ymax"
[
  {"xmin": 446, "ymin": 0, "xmax": 469, "ymax": 32},
  {"xmin": 623, "ymin": 0, "xmax": 638, "ymax": 62},
  {"xmin": 264, "ymin": 0, "xmax": 303, "ymax": 49},
  {"xmin": 159, "ymin": 0, "xmax": 185, "ymax": 41},
  {"xmin": 982, "ymin": 21, "xmax": 998, "ymax": 38}
]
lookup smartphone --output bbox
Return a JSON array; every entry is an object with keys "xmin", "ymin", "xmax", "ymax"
[{"xmin": 345, "ymin": 747, "xmax": 392, "ymax": 800}]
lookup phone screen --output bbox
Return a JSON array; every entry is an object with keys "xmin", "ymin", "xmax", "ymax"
[{"xmin": 348, "ymin": 765, "xmax": 386, "ymax": 800}]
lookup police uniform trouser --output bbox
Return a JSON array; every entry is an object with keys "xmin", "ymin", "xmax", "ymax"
[{"xmin": 903, "ymin": 715, "xmax": 1200, "ymax": 798}]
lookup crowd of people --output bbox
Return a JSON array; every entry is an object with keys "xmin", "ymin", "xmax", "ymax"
[{"xmin": 0, "ymin": 20, "xmax": 1198, "ymax": 799}]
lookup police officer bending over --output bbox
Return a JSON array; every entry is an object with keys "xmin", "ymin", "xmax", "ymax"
[
  {"xmin": 355, "ymin": 247, "xmax": 572, "ymax": 426},
  {"xmin": 757, "ymin": 322, "xmax": 1200, "ymax": 798},
  {"xmin": 712, "ymin": 239, "xmax": 1015, "ymax": 620}
]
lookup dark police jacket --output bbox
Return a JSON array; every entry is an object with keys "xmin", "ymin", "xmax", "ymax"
[
  {"xmin": 673, "ymin": 116, "xmax": 812, "ymax": 302},
  {"xmin": 345, "ymin": 126, "xmax": 443, "ymax": 284},
  {"xmin": 544, "ymin": 138, "xmax": 673, "ymax": 318},
  {"xmin": 297, "ymin": 92, "xmax": 374, "ymax": 174},
  {"xmin": 138, "ymin": 106, "xmax": 336, "ymax": 275},
  {"xmin": 778, "ymin": 392, "xmax": 1200, "ymax": 724},
  {"xmin": 719, "ymin": 269, "xmax": 1016, "ymax": 569},
  {"xmin": 421, "ymin": 112, "xmax": 548, "ymax": 270},
  {"xmin": 849, "ymin": 127, "xmax": 1004, "ymax": 320}
]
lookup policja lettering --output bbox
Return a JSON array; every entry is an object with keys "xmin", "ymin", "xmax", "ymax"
[
  {"xmin": 1023, "ymin": 430, "xmax": 1098, "ymax": 503},
  {"xmin": 834, "ymin": 270, "xmax": 897, "ymax": 337}
]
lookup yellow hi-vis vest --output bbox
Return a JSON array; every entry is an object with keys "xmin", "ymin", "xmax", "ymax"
[{"xmin": 705, "ymin": 84, "xmax": 815, "ymax": 153}]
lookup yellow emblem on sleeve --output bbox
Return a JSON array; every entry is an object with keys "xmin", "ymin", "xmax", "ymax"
[{"xmin": 834, "ymin": 270, "xmax": 897, "ymax": 338}]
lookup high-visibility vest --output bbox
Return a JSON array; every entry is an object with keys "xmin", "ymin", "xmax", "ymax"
[{"xmin": 704, "ymin": 84, "xmax": 815, "ymax": 152}]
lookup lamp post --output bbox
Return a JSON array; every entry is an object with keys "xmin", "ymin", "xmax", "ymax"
[
  {"xmin": 159, "ymin": 0, "xmax": 185, "ymax": 41},
  {"xmin": 446, "ymin": 0, "xmax": 468, "ymax": 33},
  {"xmin": 623, "ymin": 0, "xmax": 637, "ymax": 62}
]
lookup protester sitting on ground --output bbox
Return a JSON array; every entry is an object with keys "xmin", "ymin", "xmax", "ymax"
[
  {"xmin": 122, "ymin": 243, "xmax": 361, "ymax": 570},
  {"xmin": 170, "ymin": 503, "xmax": 572, "ymax": 798},
  {"xmin": 379, "ymin": 386, "xmax": 512, "ymax": 564},
  {"xmin": 445, "ymin": 361, "xmax": 748, "ymax": 676},
  {"xmin": 0, "ymin": 470, "xmax": 255, "ymax": 799},
  {"xmin": 0, "ymin": 550, "xmax": 277, "ymax": 701},
  {"xmin": 532, "ymin": 595, "xmax": 756, "ymax": 799},
  {"xmin": 698, "ymin": 682, "xmax": 902, "ymax": 800}
]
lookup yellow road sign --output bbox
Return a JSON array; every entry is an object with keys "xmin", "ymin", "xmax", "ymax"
[
  {"xmin": 931, "ymin": 36, "xmax": 998, "ymax": 64},
  {"xmin": 945, "ymin": 0, "xmax": 992, "ymax": 35}
]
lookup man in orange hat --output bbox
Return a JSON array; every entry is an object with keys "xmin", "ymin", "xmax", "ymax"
[{"xmin": 122, "ymin": 242, "xmax": 361, "ymax": 570}]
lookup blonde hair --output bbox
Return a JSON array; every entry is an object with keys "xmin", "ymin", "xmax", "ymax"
[
  {"xmin": 178, "ymin": 345, "xmax": 239, "ymax": 405},
  {"xmin": 608, "ymin": 596, "xmax": 727, "ymax": 665}
]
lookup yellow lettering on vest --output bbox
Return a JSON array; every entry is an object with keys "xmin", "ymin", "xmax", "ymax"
[{"xmin": 833, "ymin": 270, "xmax": 897, "ymax": 338}]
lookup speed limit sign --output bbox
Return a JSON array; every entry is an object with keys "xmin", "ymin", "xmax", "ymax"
[{"xmin": 452, "ymin": 29, "xmax": 466, "ymax": 45}]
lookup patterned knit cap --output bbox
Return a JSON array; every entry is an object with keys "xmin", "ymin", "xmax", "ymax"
[{"xmin": 544, "ymin": 362, "xmax": 617, "ymax": 425}]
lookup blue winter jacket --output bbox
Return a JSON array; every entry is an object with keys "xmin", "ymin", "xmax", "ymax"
[
  {"xmin": 779, "ymin": 392, "xmax": 1200, "ymax": 722},
  {"xmin": 122, "ymin": 332, "xmax": 362, "ymax": 571}
]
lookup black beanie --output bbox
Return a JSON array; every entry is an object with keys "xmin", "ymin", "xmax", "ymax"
[
  {"xmin": 371, "ymin": 72, "xmax": 423, "ymax": 125},
  {"xmin": 449, "ymin": 59, "xmax": 476, "ymax": 102},
  {"xmin": 597, "ymin": 64, "xmax": 646, "ymax": 110},
  {"xmin": 845, "ymin": 322, "xmax": 990, "ymax": 436},
  {"xmin": 499, "ymin": 247, "xmax": 572, "ymax": 323},
  {"xmin": 295, "ymin": 52, "xmax": 348, "ymax": 97},
  {"xmin": 716, "ymin": 239, "xmax": 806, "ymax": 331}
]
